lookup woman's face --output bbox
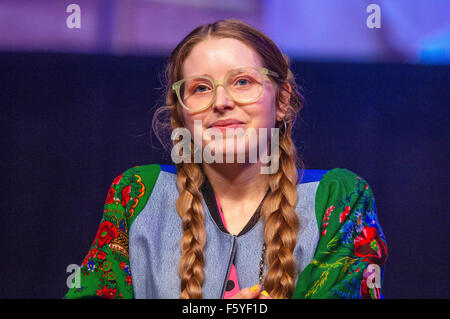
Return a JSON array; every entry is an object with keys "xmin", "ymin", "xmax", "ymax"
[{"xmin": 180, "ymin": 37, "xmax": 286, "ymax": 163}]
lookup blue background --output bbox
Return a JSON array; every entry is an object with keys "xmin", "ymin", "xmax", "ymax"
[{"xmin": 1, "ymin": 52, "xmax": 448, "ymax": 298}]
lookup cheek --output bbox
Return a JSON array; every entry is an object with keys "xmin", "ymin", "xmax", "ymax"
[
  {"xmin": 181, "ymin": 109, "xmax": 199, "ymax": 134},
  {"xmin": 249, "ymin": 90, "xmax": 277, "ymax": 129},
  {"xmin": 181, "ymin": 110, "xmax": 209, "ymax": 146}
]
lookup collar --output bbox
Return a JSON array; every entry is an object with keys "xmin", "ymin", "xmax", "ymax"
[{"xmin": 200, "ymin": 174, "xmax": 269, "ymax": 237}]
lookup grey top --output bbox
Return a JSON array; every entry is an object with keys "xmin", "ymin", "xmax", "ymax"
[{"xmin": 129, "ymin": 171, "xmax": 320, "ymax": 299}]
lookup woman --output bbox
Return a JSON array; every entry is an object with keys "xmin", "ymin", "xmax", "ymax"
[{"xmin": 65, "ymin": 19, "xmax": 387, "ymax": 299}]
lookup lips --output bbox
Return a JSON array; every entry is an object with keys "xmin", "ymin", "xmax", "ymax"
[{"xmin": 209, "ymin": 118, "xmax": 244, "ymax": 128}]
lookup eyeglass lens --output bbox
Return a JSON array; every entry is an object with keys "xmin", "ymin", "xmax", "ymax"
[{"xmin": 179, "ymin": 68, "xmax": 264, "ymax": 111}]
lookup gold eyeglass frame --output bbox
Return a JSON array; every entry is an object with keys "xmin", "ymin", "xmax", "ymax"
[{"xmin": 172, "ymin": 66, "xmax": 279, "ymax": 112}]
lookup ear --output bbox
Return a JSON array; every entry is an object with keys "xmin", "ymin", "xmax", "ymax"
[{"xmin": 276, "ymin": 83, "xmax": 292, "ymax": 122}]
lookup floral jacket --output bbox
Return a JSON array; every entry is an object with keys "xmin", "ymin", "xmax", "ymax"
[{"xmin": 65, "ymin": 164, "xmax": 388, "ymax": 299}]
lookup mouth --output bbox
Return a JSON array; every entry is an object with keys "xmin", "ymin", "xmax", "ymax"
[{"xmin": 209, "ymin": 118, "xmax": 245, "ymax": 129}]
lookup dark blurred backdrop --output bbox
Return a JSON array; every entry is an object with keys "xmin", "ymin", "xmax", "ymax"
[{"xmin": 1, "ymin": 0, "xmax": 449, "ymax": 299}]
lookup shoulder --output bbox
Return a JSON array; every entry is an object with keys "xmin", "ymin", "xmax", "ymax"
[
  {"xmin": 314, "ymin": 168, "xmax": 377, "ymax": 238},
  {"xmin": 298, "ymin": 167, "xmax": 371, "ymax": 201},
  {"xmin": 315, "ymin": 167, "xmax": 374, "ymax": 210},
  {"xmin": 108, "ymin": 164, "xmax": 163, "ymax": 225},
  {"xmin": 317, "ymin": 168, "xmax": 370, "ymax": 192},
  {"xmin": 298, "ymin": 167, "xmax": 367, "ymax": 186},
  {"xmin": 298, "ymin": 167, "xmax": 375, "ymax": 231},
  {"xmin": 119, "ymin": 163, "xmax": 163, "ymax": 183},
  {"xmin": 293, "ymin": 168, "xmax": 387, "ymax": 299}
]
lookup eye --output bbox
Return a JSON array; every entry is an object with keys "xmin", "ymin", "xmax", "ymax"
[
  {"xmin": 237, "ymin": 78, "xmax": 249, "ymax": 86},
  {"xmin": 194, "ymin": 84, "xmax": 210, "ymax": 93},
  {"xmin": 234, "ymin": 77, "xmax": 253, "ymax": 87},
  {"xmin": 190, "ymin": 83, "xmax": 212, "ymax": 94}
]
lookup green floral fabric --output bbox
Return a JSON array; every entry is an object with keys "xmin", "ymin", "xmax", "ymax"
[
  {"xmin": 65, "ymin": 164, "xmax": 161, "ymax": 299},
  {"xmin": 65, "ymin": 166, "xmax": 387, "ymax": 299},
  {"xmin": 293, "ymin": 168, "xmax": 387, "ymax": 299}
]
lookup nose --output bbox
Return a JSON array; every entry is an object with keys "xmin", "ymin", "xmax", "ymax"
[{"xmin": 213, "ymin": 84, "xmax": 234, "ymax": 111}]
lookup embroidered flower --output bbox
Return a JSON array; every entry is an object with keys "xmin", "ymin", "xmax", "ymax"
[
  {"xmin": 95, "ymin": 221, "xmax": 119, "ymax": 248},
  {"xmin": 364, "ymin": 209, "xmax": 378, "ymax": 227},
  {"xmin": 339, "ymin": 205, "xmax": 351, "ymax": 223},
  {"xmin": 96, "ymin": 286, "xmax": 117, "ymax": 299},
  {"xmin": 82, "ymin": 247, "xmax": 99, "ymax": 266},
  {"xmin": 340, "ymin": 221, "xmax": 355, "ymax": 244},
  {"xmin": 105, "ymin": 187, "xmax": 116, "ymax": 205},
  {"xmin": 126, "ymin": 275, "xmax": 132, "ymax": 285},
  {"xmin": 88, "ymin": 247, "xmax": 98, "ymax": 259},
  {"xmin": 101, "ymin": 261, "xmax": 112, "ymax": 272},
  {"xmin": 112, "ymin": 173, "xmax": 123, "ymax": 185},
  {"xmin": 97, "ymin": 251, "xmax": 107, "ymax": 260},
  {"xmin": 119, "ymin": 219, "xmax": 127, "ymax": 232},
  {"xmin": 354, "ymin": 226, "xmax": 388, "ymax": 267},
  {"xmin": 86, "ymin": 260, "xmax": 96, "ymax": 272},
  {"xmin": 323, "ymin": 205, "xmax": 335, "ymax": 222},
  {"xmin": 320, "ymin": 205, "xmax": 335, "ymax": 236},
  {"xmin": 121, "ymin": 185, "xmax": 131, "ymax": 207},
  {"xmin": 81, "ymin": 255, "xmax": 90, "ymax": 267},
  {"xmin": 355, "ymin": 211, "xmax": 364, "ymax": 234}
]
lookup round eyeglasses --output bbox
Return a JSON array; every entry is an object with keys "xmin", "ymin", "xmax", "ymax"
[{"xmin": 172, "ymin": 67, "xmax": 279, "ymax": 112}]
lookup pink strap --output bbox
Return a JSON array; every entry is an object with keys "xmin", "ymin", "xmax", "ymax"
[{"xmin": 215, "ymin": 195, "xmax": 240, "ymax": 298}]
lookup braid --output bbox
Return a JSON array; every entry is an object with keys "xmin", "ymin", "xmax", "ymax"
[
  {"xmin": 176, "ymin": 158, "xmax": 206, "ymax": 299},
  {"xmin": 261, "ymin": 129, "xmax": 300, "ymax": 299},
  {"xmin": 150, "ymin": 18, "xmax": 306, "ymax": 299}
]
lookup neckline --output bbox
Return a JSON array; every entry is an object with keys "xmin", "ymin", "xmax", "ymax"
[{"xmin": 200, "ymin": 175, "xmax": 269, "ymax": 237}]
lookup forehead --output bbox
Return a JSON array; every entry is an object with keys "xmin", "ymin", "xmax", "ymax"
[{"xmin": 182, "ymin": 37, "xmax": 263, "ymax": 78}]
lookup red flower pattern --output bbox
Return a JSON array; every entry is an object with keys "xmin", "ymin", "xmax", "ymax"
[
  {"xmin": 354, "ymin": 226, "xmax": 387, "ymax": 267},
  {"xmin": 320, "ymin": 205, "xmax": 335, "ymax": 236},
  {"xmin": 104, "ymin": 187, "xmax": 116, "ymax": 205},
  {"xmin": 95, "ymin": 221, "xmax": 119, "ymax": 248},
  {"xmin": 339, "ymin": 205, "xmax": 351, "ymax": 223},
  {"xmin": 96, "ymin": 286, "xmax": 117, "ymax": 299},
  {"xmin": 126, "ymin": 275, "xmax": 132, "ymax": 285},
  {"xmin": 97, "ymin": 251, "xmax": 107, "ymax": 260},
  {"xmin": 122, "ymin": 185, "xmax": 131, "ymax": 207},
  {"xmin": 112, "ymin": 173, "xmax": 123, "ymax": 185}
]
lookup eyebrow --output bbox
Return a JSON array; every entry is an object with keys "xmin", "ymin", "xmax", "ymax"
[
  {"xmin": 182, "ymin": 73, "xmax": 211, "ymax": 79},
  {"xmin": 186, "ymin": 67, "xmax": 256, "ymax": 78}
]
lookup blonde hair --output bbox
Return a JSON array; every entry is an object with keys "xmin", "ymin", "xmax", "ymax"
[{"xmin": 152, "ymin": 19, "xmax": 304, "ymax": 299}]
